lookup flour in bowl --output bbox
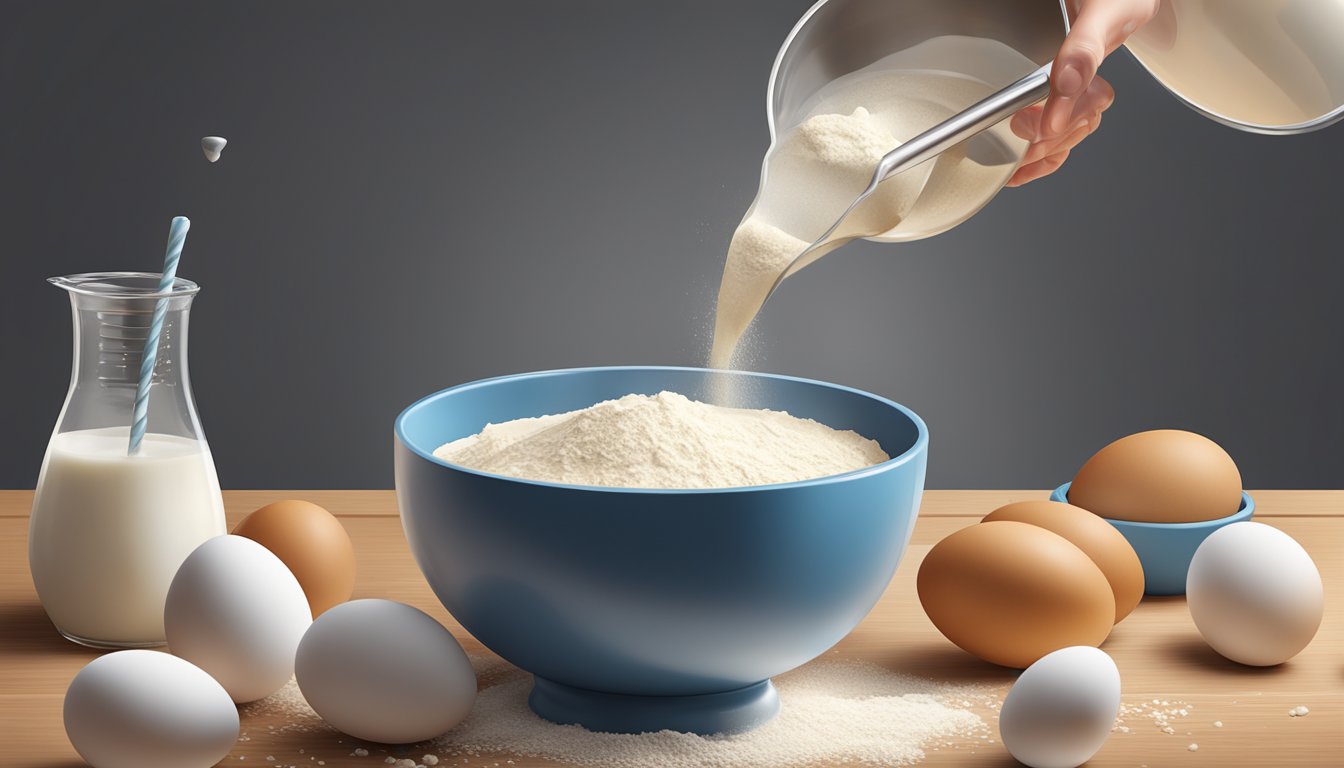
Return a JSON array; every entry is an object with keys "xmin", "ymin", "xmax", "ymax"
[{"xmin": 433, "ymin": 391, "xmax": 888, "ymax": 489}]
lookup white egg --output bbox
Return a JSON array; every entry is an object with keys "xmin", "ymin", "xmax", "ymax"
[
  {"xmin": 64, "ymin": 650, "xmax": 239, "ymax": 768},
  {"xmin": 295, "ymin": 599, "xmax": 476, "ymax": 743},
  {"xmin": 1187, "ymin": 522, "xmax": 1323, "ymax": 666},
  {"xmin": 999, "ymin": 646, "xmax": 1121, "ymax": 768},
  {"xmin": 165, "ymin": 535, "xmax": 312, "ymax": 702}
]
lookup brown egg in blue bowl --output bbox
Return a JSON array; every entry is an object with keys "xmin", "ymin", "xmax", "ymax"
[{"xmin": 1054, "ymin": 430, "xmax": 1254, "ymax": 596}]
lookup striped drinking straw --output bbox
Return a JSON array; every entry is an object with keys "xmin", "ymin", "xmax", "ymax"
[{"xmin": 128, "ymin": 216, "xmax": 191, "ymax": 455}]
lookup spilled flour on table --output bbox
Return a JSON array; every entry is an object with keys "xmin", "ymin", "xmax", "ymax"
[
  {"xmin": 433, "ymin": 659, "xmax": 994, "ymax": 767},
  {"xmin": 230, "ymin": 658, "xmax": 1241, "ymax": 766},
  {"xmin": 1114, "ymin": 698, "xmax": 1195, "ymax": 735},
  {"xmin": 239, "ymin": 677, "xmax": 328, "ymax": 741}
]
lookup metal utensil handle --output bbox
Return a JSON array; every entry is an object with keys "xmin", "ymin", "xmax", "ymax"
[
  {"xmin": 764, "ymin": 65, "xmax": 1054, "ymax": 305},
  {"xmin": 874, "ymin": 65, "xmax": 1052, "ymax": 183}
]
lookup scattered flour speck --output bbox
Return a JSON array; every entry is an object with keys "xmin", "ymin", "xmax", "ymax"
[
  {"xmin": 239, "ymin": 678, "xmax": 329, "ymax": 735},
  {"xmin": 1116, "ymin": 699, "xmax": 1194, "ymax": 735}
]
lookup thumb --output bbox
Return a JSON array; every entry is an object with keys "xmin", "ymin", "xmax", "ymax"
[{"xmin": 1041, "ymin": 0, "xmax": 1156, "ymax": 137}]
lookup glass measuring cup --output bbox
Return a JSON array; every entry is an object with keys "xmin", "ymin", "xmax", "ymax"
[{"xmin": 30, "ymin": 273, "xmax": 226, "ymax": 648}]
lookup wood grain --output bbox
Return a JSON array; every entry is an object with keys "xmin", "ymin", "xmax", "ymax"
[
  {"xmin": 2, "ymin": 490, "xmax": 1339, "ymax": 520},
  {"xmin": 1, "ymin": 490, "xmax": 1338, "ymax": 768}
]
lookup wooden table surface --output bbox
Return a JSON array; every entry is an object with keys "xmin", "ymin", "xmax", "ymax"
[{"xmin": 1, "ymin": 490, "xmax": 1339, "ymax": 768}]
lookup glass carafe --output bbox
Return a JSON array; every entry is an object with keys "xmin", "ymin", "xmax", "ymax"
[{"xmin": 30, "ymin": 272, "xmax": 226, "ymax": 648}]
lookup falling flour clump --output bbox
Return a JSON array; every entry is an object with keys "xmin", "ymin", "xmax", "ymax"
[
  {"xmin": 201, "ymin": 136, "xmax": 228, "ymax": 163},
  {"xmin": 434, "ymin": 660, "xmax": 992, "ymax": 768},
  {"xmin": 434, "ymin": 391, "xmax": 889, "ymax": 489}
]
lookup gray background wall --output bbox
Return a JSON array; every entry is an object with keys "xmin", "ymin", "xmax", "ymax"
[{"xmin": 2, "ymin": 0, "xmax": 1341, "ymax": 490}]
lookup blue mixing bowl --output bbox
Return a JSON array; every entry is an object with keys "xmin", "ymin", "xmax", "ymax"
[
  {"xmin": 1050, "ymin": 482, "xmax": 1254, "ymax": 596},
  {"xmin": 395, "ymin": 367, "xmax": 928, "ymax": 735}
]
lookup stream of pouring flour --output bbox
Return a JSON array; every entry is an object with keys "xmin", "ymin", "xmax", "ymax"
[{"xmin": 709, "ymin": 37, "xmax": 1034, "ymax": 372}]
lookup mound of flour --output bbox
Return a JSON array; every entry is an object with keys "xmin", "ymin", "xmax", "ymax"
[{"xmin": 433, "ymin": 391, "xmax": 888, "ymax": 489}]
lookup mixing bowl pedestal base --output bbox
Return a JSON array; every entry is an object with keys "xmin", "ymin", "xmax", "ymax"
[{"xmin": 528, "ymin": 676, "xmax": 780, "ymax": 735}]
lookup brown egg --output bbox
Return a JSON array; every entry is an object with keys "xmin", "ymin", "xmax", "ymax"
[
  {"xmin": 983, "ymin": 500, "xmax": 1145, "ymax": 623},
  {"xmin": 1069, "ymin": 430, "xmax": 1242, "ymax": 523},
  {"xmin": 233, "ymin": 500, "xmax": 356, "ymax": 617},
  {"xmin": 917, "ymin": 521, "xmax": 1114, "ymax": 669}
]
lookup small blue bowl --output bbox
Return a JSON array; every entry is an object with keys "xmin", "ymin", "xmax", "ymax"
[
  {"xmin": 1050, "ymin": 482, "xmax": 1254, "ymax": 596},
  {"xmin": 395, "ymin": 367, "xmax": 928, "ymax": 735}
]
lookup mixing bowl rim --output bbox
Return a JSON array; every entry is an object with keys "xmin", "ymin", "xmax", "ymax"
[
  {"xmin": 395, "ymin": 365, "xmax": 928, "ymax": 495},
  {"xmin": 1050, "ymin": 482, "xmax": 1255, "ymax": 529}
]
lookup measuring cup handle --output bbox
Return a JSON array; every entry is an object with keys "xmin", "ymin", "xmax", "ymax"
[{"xmin": 873, "ymin": 65, "xmax": 1052, "ymax": 184}]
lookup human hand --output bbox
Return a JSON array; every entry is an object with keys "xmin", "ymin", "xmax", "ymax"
[{"xmin": 1007, "ymin": 0, "xmax": 1160, "ymax": 187}]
